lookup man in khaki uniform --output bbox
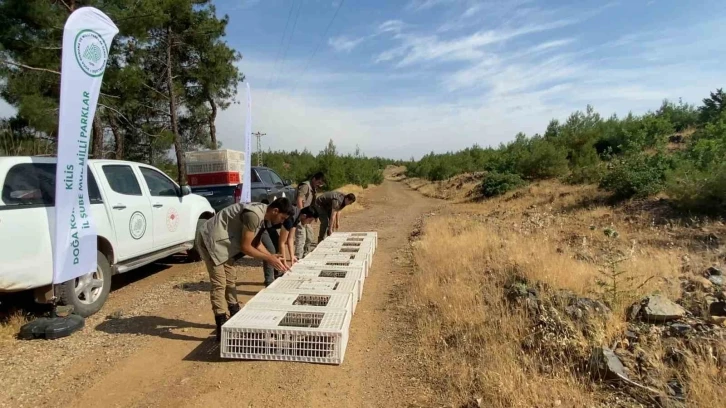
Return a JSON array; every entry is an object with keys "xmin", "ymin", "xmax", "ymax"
[
  {"xmin": 314, "ymin": 191, "xmax": 356, "ymax": 243},
  {"xmin": 195, "ymin": 198, "xmax": 293, "ymax": 340},
  {"xmin": 295, "ymin": 172, "xmax": 325, "ymax": 258}
]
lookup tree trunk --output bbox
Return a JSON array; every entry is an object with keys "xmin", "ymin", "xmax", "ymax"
[
  {"xmin": 107, "ymin": 112, "xmax": 123, "ymax": 159},
  {"xmin": 207, "ymin": 95, "xmax": 218, "ymax": 149},
  {"xmin": 91, "ymin": 115, "xmax": 103, "ymax": 159},
  {"xmin": 166, "ymin": 27, "xmax": 186, "ymax": 187}
]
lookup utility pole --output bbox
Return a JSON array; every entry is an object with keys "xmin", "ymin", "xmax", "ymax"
[{"xmin": 252, "ymin": 131, "xmax": 266, "ymax": 166}]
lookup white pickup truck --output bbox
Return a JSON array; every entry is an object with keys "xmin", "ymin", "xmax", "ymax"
[{"xmin": 0, "ymin": 157, "xmax": 215, "ymax": 316}]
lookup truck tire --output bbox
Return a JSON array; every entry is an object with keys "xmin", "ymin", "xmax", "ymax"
[
  {"xmin": 57, "ymin": 250, "xmax": 112, "ymax": 317},
  {"xmin": 187, "ymin": 218, "xmax": 207, "ymax": 262}
]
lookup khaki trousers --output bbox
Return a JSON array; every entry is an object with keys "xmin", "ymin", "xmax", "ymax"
[
  {"xmin": 196, "ymin": 232, "xmax": 238, "ymax": 316},
  {"xmin": 318, "ymin": 210, "xmax": 331, "ymax": 243},
  {"xmin": 294, "ymin": 224, "xmax": 315, "ymax": 258}
]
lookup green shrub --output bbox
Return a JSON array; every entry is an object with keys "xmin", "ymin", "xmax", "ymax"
[
  {"xmin": 686, "ymin": 110, "xmax": 726, "ymax": 169},
  {"xmin": 480, "ymin": 172, "xmax": 526, "ymax": 197},
  {"xmin": 599, "ymin": 153, "xmax": 673, "ymax": 199},
  {"xmin": 656, "ymin": 99, "xmax": 699, "ymax": 132},
  {"xmin": 261, "ymin": 140, "xmax": 389, "ymax": 190},
  {"xmin": 516, "ymin": 139, "xmax": 569, "ymax": 180},
  {"xmin": 666, "ymin": 162, "xmax": 726, "ymax": 214},
  {"xmin": 565, "ymin": 163, "xmax": 606, "ymax": 185}
]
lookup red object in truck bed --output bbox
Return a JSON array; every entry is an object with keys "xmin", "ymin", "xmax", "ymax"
[{"xmin": 187, "ymin": 172, "xmax": 240, "ymax": 186}]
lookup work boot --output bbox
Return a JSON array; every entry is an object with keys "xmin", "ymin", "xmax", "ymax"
[
  {"xmin": 228, "ymin": 303, "xmax": 241, "ymax": 317},
  {"xmin": 214, "ymin": 313, "xmax": 228, "ymax": 342}
]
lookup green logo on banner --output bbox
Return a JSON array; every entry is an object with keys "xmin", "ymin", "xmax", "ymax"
[{"xmin": 74, "ymin": 29, "xmax": 109, "ymax": 77}]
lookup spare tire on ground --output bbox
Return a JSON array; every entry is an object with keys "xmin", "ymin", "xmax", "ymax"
[{"xmin": 18, "ymin": 314, "xmax": 85, "ymax": 340}]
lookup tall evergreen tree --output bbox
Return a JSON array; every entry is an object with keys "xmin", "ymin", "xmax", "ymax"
[{"xmin": 0, "ymin": 0, "xmax": 242, "ymax": 182}]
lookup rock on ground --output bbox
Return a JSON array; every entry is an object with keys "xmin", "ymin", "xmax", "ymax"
[
  {"xmin": 636, "ymin": 295, "xmax": 687, "ymax": 323},
  {"xmin": 589, "ymin": 346, "xmax": 627, "ymax": 381}
]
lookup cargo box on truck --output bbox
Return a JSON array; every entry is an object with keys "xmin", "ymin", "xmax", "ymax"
[{"xmin": 185, "ymin": 149, "xmax": 244, "ymax": 187}]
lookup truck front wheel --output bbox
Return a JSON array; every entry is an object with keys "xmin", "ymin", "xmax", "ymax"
[{"xmin": 57, "ymin": 250, "xmax": 112, "ymax": 317}]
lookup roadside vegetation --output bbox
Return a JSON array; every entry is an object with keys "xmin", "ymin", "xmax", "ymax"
[
  {"xmin": 0, "ymin": 310, "xmax": 28, "ymax": 343},
  {"xmin": 260, "ymin": 140, "xmax": 392, "ymax": 190},
  {"xmin": 406, "ymin": 89, "xmax": 726, "ymax": 214},
  {"xmin": 406, "ymin": 181, "xmax": 725, "ymax": 407},
  {"xmin": 401, "ymin": 89, "xmax": 726, "ymax": 407}
]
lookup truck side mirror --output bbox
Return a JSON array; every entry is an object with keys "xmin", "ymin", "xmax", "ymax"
[
  {"xmin": 180, "ymin": 185, "xmax": 192, "ymax": 197},
  {"xmin": 284, "ymin": 179, "xmax": 292, "ymax": 186}
]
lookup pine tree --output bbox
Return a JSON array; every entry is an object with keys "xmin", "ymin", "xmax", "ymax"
[{"xmin": 0, "ymin": 0, "xmax": 242, "ymax": 181}]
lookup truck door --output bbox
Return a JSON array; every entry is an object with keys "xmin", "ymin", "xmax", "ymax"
[
  {"xmin": 138, "ymin": 165, "xmax": 190, "ymax": 250},
  {"xmin": 96, "ymin": 163, "xmax": 154, "ymax": 260},
  {"xmin": 256, "ymin": 168, "xmax": 280, "ymax": 202},
  {"xmin": 268, "ymin": 168, "xmax": 295, "ymax": 200}
]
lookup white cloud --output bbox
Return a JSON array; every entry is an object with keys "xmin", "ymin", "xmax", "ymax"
[
  {"xmin": 377, "ymin": 20, "xmax": 407, "ymax": 34},
  {"xmin": 377, "ymin": 20, "xmax": 576, "ymax": 68},
  {"xmin": 328, "ymin": 36, "xmax": 366, "ymax": 52},
  {"xmin": 528, "ymin": 38, "xmax": 576, "ymax": 52},
  {"xmin": 406, "ymin": 0, "xmax": 457, "ymax": 11}
]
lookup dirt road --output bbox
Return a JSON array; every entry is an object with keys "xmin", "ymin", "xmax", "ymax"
[{"xmin": 1, "ymin": 180, "xmax": 440, "ymax": 408}]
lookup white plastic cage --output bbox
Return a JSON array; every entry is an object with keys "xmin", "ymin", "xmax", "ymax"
[
  {"xmin": 321, "ymin": 237, "xmax": 376, "ymax": 252},
  {"xmin": 306, "ymin": 249, "xmax": 372, "ymax": 269},
  {"xmin": 312, "ymin": 245, "xmax": 373, "ymax": 260},
  {"xmin": 286, "ymin": 266, "xmax": 365, "ymax": 299},
  {"xmin": 329, "ymin": 232, "xmax": 377, "ymax": 246},
  {"xmin": 221, "ymin": 307, "xmax": 351, "ymax": 365},
  {"xmin": 267, "ymin": 277, "xmax": 359, "ymax": 311},
  {"xmin": 315, "ymin": 241, "xmax": 375, "ymax": 256},
  {"xmin": 185, "ymin": 149, "xmax": 243, "ymax": 163},
  {"xmin": 297, "ymin": 256, "xmax": 369, "ymax": 276},
  {"xmin": 186, "ymin": 160, "xmax": 243, "ymax": 175},
  {"xmin": 245, "ymin": 291, "xmax": 354, "ymax": 316}
]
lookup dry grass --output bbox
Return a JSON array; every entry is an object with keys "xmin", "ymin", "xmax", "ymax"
[
  {"xmin": 403, "ymin": 173, "xmax": 483, "ymax": 201},
  {"xmin": 383, "ymin": 165, "xmax": 407, "ymax": 181},
  {"xmin": 406, "ymin": 179, "xmax": 726, "ymax": 407},
  {"xmin": 0, "ymin": 310, "xmax": 28, "ymax": 342},
  {"xmin": 335, "ymin": 184, "xmax": 374, "ymax": 213},
  {"xmin": 408, "ymin": 217, "xmax": 602, "ymax": 406}
]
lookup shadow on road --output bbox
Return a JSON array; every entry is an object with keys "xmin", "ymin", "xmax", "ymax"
[
  {"xmin": 111, "ymin": 263, "xmax": 171, "ymax": 291},
  {"xmin": 174, "ymin": 281, "xmax": 264, "ymax": 297},
  {"xmin": 174, "ymin": 281, "xmax": 211, "ymax": 292},
  {"xmin": 95, "ymin": 315, "xmax": 214, "ymax": 342},
  {"xmin": 183, "ymin": 339, "xmax": 227, "ymax": 363}
]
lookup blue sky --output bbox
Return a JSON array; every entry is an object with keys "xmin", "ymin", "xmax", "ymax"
[
  {"xmin": 3, "ymin": 0, "xmax": 725, "ymax": 159},
  {"xmin": 209, "ymin": 0, "xmax": 726, "ymax": 159}
]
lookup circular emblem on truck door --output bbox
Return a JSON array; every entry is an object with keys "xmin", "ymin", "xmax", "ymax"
[
  {"xmin": 166, "ymin": 207, "xmax": 179, "ymax": 232},
  {"xmin": 129, "ymin": 211, "xmax": 146, "ymax": 240}
]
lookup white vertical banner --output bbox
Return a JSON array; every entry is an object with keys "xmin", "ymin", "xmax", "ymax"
[
  {"xmin": 241, "ymin": 82, "xmax": 252, "ymax": 203},
  {"xmin": 53, "ymin": 7, "xmax": 118, "ymax": 285}
]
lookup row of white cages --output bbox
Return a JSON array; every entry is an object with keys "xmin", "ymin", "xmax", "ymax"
[
  {"xmin": 326, "ymin": 232, "xmax": 378, "ymax": 250},
  {"xmin": 221, "ymin": 232, "xmax": 378, "ymax": 365}
]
